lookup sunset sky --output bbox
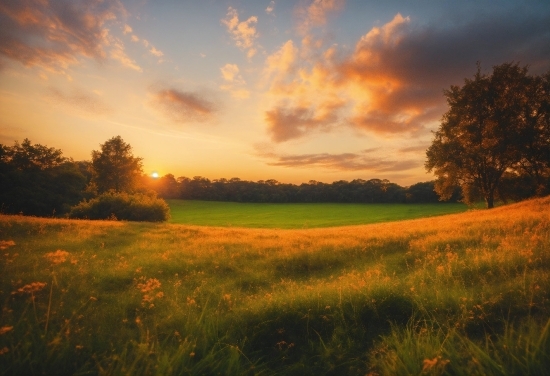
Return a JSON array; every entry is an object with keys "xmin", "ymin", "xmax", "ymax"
[{"xmin": 1, "ymin": 0, "xmax": 550, "ymax": 186}]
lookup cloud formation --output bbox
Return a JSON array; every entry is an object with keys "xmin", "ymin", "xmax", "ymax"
[
  {"xmin": 47, "ymin": 87, "xmax": 114, "ymax": 116},
  {"xmin": 263, "ymin": 8, "xmax": 550, "ymax": 142},
  {"xmin": 266, "ymin": 1, "xmax": 275, "ymax": 15},
  {"xmin": 295, "ymin": 0, "xmax": 344, "ymax": 34},
  {"xmin": 259, "ymin": 149, "xmax": 419, "ymax": 172},
  {"xmin": 220, "ymin": 63, "xmax": 249, "ymax": 98},
  {"xmin": 0, "ymin": 0, "xmax": 124, "ymax": 73},
  {"xmin": 221, "ymin": 7, "xmax": 259, "ymax": 58},
  {"xmin": 151, "ymin": 88, "xmax": 217, "ymax": 123}
]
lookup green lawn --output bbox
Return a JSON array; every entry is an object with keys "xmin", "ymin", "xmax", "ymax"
[{"xmin": 167, "ymin": 200, "xmax": 470, "ymax": 228}]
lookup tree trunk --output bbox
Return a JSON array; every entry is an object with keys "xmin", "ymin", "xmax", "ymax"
[{"xmin": 485, "ymin": 192, "xmax": 494, "ymax": 209}]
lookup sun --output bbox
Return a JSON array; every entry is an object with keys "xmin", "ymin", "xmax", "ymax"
[{"xmin": 151, "ymin": 171, "xmax": 159, "ymax": 179}]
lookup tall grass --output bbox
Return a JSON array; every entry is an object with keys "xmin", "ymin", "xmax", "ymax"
[{"xmin": 0, "ymin": 197, "xmax": 549, "ymax": 375}]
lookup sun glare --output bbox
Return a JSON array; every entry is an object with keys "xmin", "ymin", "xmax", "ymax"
[{"xmin": 151, "ymin": 172, "xmax": 159, "ymax": 179}]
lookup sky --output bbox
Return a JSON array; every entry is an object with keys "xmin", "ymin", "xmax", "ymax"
[{"xmin": 1, "ymin": 0, "xmax": 550, "ymax": 186}]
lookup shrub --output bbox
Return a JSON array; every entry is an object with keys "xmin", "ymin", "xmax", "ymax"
[{"xmin": 69, "ymin": 191, "xmax": 170, "ymax": 222}]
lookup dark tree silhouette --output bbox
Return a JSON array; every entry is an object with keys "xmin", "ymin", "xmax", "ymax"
[
  {"xmin": 426, "ymin": 63, "xmax": 550, "ymax": 208},
  {"xmin": 91, "ymin": 136, "xmax": 143, "ymax": 193}
]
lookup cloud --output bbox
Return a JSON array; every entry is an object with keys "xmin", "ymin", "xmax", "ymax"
[
  {"xmin": 46, "ymin": 87, "xmax": 114, "ymax": 116},
  {"xmin": 399, "ymin": 144, "xmax": 430, "ymax": 153},
  {"xmin": 221, "ymin": 7, "xmax": 259, "ymax": 58},
  {"xmin": 263, "ymin": 9, "xmax": 550, "ymax": 142},
  {"xmin": 295, "ymin": 0, "xmax": 344, "ymax": 34},
  {"xmin": 259, "ymin": 148, "xmax": 419, "ymax": 172},
  {"xmin": 220, "ymin": 64, "xmax": 242, "ymax": 83},
  {"xmin": 265, "ymin": 100, "xmax": 345, "ymax": 142},
  {"xmin": 110, "ymin": 40, "xmax": 142, "ymax": 72},
  {"xmin": 149, "ymin": 46, "xmax": 164, "ymax": 58},
  {"xmin": 220, "ymin": 63, "xmax": 249, "ymax": 98},
  {"xmin": 123, "ymin": 24, "xmax": 132, "ymax": 34},
  {"xmin": 0, "ymin": 0, "xmax": 124, "ymax": 73},
  {"xmin": 151, "ymin": 88, "xmax": 217, "ymax": 123},
  {"xmin": 266, "ymin": 1, "xmax": 275, "ymax": 15}
]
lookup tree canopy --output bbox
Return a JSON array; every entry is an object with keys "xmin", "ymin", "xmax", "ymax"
[
  {"xmin": 91, "ymin": 136, "xmax": 143, "ymax": 194},
  {"xmin": 426, "ymin": 63, "xmax": 550, "ymax": 208}
]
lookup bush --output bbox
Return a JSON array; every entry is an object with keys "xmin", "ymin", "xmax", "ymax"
[{"xmin": 69, "ymin": 191, "xmax": 170, "ymax": 222}]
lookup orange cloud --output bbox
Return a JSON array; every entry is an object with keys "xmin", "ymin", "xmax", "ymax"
[
  {"xmin": 295, "ymin": 0, "xmax": 345, "ymax": 34},
  {"xmin": 265, "ymin": 99, "xmax": 345, "ymax": 142},
  {"xmin": 221, "ymin": 7, "xmax": 259, "ymax": 58},
  {"xmin": 255, "ymin": 14, "xmax": 438, "ymax": 141},
  {"xmin": 0, "ymin": 0, "xmax": 124, "ymax": 73},
  {"xmin": 151, "ymin": 88, "xmax": 217, "ymax": 123},
  {"xmin": 258, "ymin": 148, "xmax": 419, "ymax": 172},
  {"xmin": 220, "ymin": 64, "xmax": 249, "ymax": 99}
]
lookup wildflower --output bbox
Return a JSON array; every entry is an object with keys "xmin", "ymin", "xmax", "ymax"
[
  {"xmin": 422, "ymin": 356, "xmax": 450, "ymax": 372},
  {"xmin": 137, "ymin": 278, "xmax": 161, "ymax": 293},
  {"xmin": 0, "ymin": 240, "xmax": 15, "ymax": 250},
  {"xmin": 189, "ymin": 351, "xmax": 195, "ymax": 357},
  {"xmin": 12, "ymin": 282, "xmax": 47, "ymax": 295},
  {"xmin": 0, "ymin": 326, "xmax": 13, "ymax": 335},
  {"xmin": 45, "ymin": 250, "xmax": 69, "ymax": 264},
  {"xmin": 75, "ymin": 345, "xmax": 84, "ymax": 350},
  {"xmin": 0, "ymin": 347, "xmax": 9, "ymax": 355}
]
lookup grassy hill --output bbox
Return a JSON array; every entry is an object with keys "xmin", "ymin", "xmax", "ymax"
[{"xmin": 1, "ymin": 197, "xmax": 549, "ymax": 375}]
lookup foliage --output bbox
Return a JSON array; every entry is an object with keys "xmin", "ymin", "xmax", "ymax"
[
  {"xmin": 91, "ymin": 136, "xmax": 143, "ymax": 194},
  {"xmin": 144, "ymin": 176, "xmax": 453, "ymax": 204},
  {"xmin": 0, "ymin": 140, "xmax": 87, "ymax": 216},
  {"xmin": 426, "ymin": 62, "xmax": 550, "ymax": 208},
  {"xmin": 1, "ymin": 197, "xmax": 549, "ymax": 375},
  {"xmin": 69, "ymin": 191, "xmax": 170, "ymax": 222}
]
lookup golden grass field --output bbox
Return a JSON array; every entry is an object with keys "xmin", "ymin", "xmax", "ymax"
[{"xmin": 1, "ymin": 197, "xmax": 549, "ymax": 374}]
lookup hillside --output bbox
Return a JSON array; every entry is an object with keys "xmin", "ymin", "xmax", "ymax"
[{"xmin": 1, "ymin": 197, "xmax": 549, "ymax": 375}]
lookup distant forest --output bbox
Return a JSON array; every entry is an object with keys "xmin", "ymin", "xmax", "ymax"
[{"xmin": 147, "ymin": 175, "xmax": 460, "ymax": 204}]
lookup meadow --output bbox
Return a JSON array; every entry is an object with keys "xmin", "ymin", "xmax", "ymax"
[
  {"xmin": 1, "ymin": 197, "xmax": 549, "ymax": 375},
  {"xmin": 167, "ymin": 200, "xmax": 469, "ymax": 228}
]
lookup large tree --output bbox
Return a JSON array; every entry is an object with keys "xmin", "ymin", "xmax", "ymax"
[
  {"xmin": 0, "ymin": 139, "xmax": 86, "ymax": 215},
  {"xmin": 426, "ymin": 63, "xmax": 550, "ymax": 208},
  {"xmin": 91, "ymin": 136, "xmax": 143, "ymax": 193}
]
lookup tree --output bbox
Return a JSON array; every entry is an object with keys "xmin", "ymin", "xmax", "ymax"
[
  {"xmin": 0, "ymin": 139, "xmax": 86, "ymax": 215},
  {"xmin": 2, "ymin": 138, "xmax": 65, "ymax": 170},
  {"xmin": 426, "ymin": 63, "xmax": 550, "ymax": 208},
  {"xmin": 91, "ymin": 136, "xmax": 143, "ymax": 193}
]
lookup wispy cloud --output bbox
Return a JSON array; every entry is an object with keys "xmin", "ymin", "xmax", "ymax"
[
  {"xmin": 221, "ymin": 7, "xmax": 259, "ymax": 58},
  {"xmin": 110, "ymin": 39, "xmax": 142, "ymax": 72},
  {"xmin": 295, "ymin": 0, "xmax": 345, "ymax": 34},
  {"xmin": 220, "ymin": 63, "xmax": 249, "ymax": 98},
  {"xmin": 258, "ymin": 148, "xmax": 419, "ymax": 172},
  {"xmin": 151, "ymin": 88, "xmax": 217, "ymax": 123},
  {"xmin": 262, "ymin": 9, "xmax": 550, "ymax": 142},
  {"xmin": 0, "ymin": 0, "xmax": 124, "ymax": 73},
  {"xmin": 46, "ymin": 87, "xmax": 113, "ymax": 116},
  {"xmin": 266, "ymin": 1, "xmax": 275, "ymax": 15}
]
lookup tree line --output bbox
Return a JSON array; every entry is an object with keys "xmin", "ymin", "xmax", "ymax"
[
  {"xmin": 0, "ymin": 136, "xmax": 455, "ymax": 220},
  {"xmin": 147, "ymin": 175, "xmax": 456, "ymax": 204}
]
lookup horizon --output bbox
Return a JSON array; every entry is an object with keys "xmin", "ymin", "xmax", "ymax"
[{"xmin": 1, "ymin": 0, "xmax": 549, "ymax": 186}]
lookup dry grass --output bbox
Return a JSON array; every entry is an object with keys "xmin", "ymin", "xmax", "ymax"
[{"xmin": 0, "ymin": 197, "xmax": 549, "ymax": 375}]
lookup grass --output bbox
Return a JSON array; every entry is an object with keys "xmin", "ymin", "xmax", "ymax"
[
  {"xmin": 0, "ymin": 196, "xmax": 549, "ymax": 375},
  {"xmin": 166, "ymin": 200, "xmax": 469, "ymax": 228}
]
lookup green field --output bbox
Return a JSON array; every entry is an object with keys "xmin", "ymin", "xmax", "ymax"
[
  {"xmin": 167, "ymin": 200, "xmax": 469, "ymax": 228},
  {"xmin": 1, "ymin": 197, "xmax": 549, "ymax": 375}
]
